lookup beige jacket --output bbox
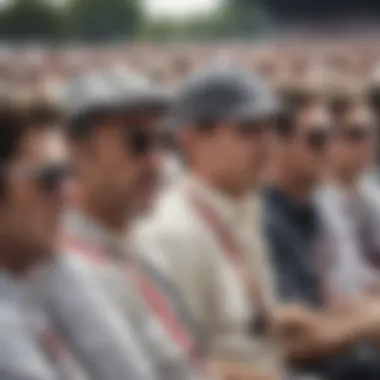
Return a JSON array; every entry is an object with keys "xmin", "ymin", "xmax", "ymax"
[{"xmin": 134, "ymin": 176, "xmax": 282, "ymax": 372}]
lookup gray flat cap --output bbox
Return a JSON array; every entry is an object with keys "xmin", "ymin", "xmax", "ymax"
[
  {"xmin": 65, "ymin": 69, "xmax": 172, "ymax": 124},
  {"xmin": 170, "ymin": 67, "xmax": 280, "ymax": 128}
]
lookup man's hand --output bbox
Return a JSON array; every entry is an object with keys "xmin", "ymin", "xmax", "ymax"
[
  {"xmin": 273, "ymin": 298, "xmax": 380, "ymax": 362},
  {"xmin": 207, "ymin": 360, "xmax": 281, "ymax": 380},
  {"xmin": 272, "ymin": 304, "xmax": 321, "ymax": 339}
]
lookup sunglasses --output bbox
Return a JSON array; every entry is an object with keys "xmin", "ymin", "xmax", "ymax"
[
  {"xmin": 7, "ymin": 162, "xmax": 72, "ymax": 195},
  {"xmin": 224, "ymin": 120, "xmax": 271, "ymax": 140},
  {"xmin": 301, "ymin": 127, "xmax": 331, "ymax": 151},
  {"xmin": 338, "ymin": 124, "xmax": 374, "ymax": 142},
  {"xmin": 125, "ymin": 127, "xmax": 163, "ymax": 157}
]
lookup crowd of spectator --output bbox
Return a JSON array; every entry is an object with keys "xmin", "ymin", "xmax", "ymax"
[{"xmin": 1, "ymin": 36, "xmax": 380, "ymax": 380}]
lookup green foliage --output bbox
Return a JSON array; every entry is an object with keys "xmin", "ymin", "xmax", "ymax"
[
  {"xmin": 0, "ymin": 0, "xmax": 62, "ymax": 41},
  {"xmin": 64, "ymin": 0, "xmax": 142, "ymax": 41},
  {"xmin": 0, "ymin": 0, "xmax": 268, "ymax": 42},
  {"xmin": 221, "ymin": 0, "xmax": 270, "ymax": 36}
]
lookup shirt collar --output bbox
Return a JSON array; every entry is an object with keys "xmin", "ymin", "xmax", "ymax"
[
  {"xmin": 61, "ymin": 208, "xmax": 127, "ymax": 259},
  {"xmin": 265, "ymin": 186, "xmax": 317, "ymax": 223},
  {"xmin": 321, "ymin": 179, "xmax": 369, "ymax": 209},
  {"xmin": 183, "ymin": 175, "xmax": 257, "ymax": 227}
]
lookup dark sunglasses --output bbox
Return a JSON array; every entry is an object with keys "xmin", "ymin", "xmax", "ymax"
[
  {"xmin": 234, "ymin": 120, "xmax": 271, "ymax": 137},
  {"xmin": 339, "ymin": 124, "xmax": 374, "ymax": 142},
  {"xmin": 9, "ymin": 162, "xmax": 72, "ymax": 195},
  {"xmin": 302, "ymin": 127, "xmax": 331, "ymax": 151},
  {"xmin": 35, "ymin": 163, "xmax": 72, "ymax": 194},
  {"xmin": 125, "ymin": 127, "xmax": 162, "ymax": 157}
]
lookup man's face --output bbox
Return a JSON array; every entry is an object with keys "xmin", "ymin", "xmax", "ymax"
[
  {"xmin": 1, "ymin": 129, "xmax": 68, "ymax": 262},
  {"xmin": 284, "ymin": 103, "xmax": 331, "ymax": 186},
  {"xmin": 187, "ymin": 118, "xmax": 271, "ymax": 194},
  {"xmin": 331, "ymin": 104, "xmax": 375, "ymax": 179},
  {"xmin": 76, "ymin": 110, "xmax": 162, "ymax": 216}
]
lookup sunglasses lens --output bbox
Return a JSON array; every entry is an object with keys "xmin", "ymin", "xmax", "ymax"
[
  {"xmin": 36, "ymin": 165, "xmax": 70, "ymax": 194},
  {"xmin": 237, "ymin": 120, "xmax": 266, "ymax": 132},
  {"xmin": 306, "ymin": 130, "xmax": 329, "ymax": 151},
  {"xmin": 126, "ymin": 128, "xmax": 156, "ymax": 156},
  {"xmin": 343, "ymin": 127, "xmax": 371, "ymax": 142},
  {"xmin": 133, "ymin": 131, "xmax": 151, "ymax": 155}
]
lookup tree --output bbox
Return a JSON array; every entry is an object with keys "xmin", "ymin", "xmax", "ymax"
[
  {"xmin": 217, "ymin": 0, "xmax": 270, "ymax": 37},
  {"xmin": 0, "ymin": 0, "xmax": 62, "ymax": 41},
  {"xmin": 64, "ymin": 0, "xmax": 142, "ymax": 42}
]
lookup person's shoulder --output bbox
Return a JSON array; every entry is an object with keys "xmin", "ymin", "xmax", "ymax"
[
  {"xmin": 361, "ymin": 176, "xmax": 380, "ymax": 204},
  {"xmin": 260, "ymin": 190, "xmax": 294, "ymax": 248},
  {"xmin": 0, "ymin": 302, "xmax": 56, "ymax": 380},
  {"xmin": 137, "ymin": 183, "xmax": 206, "ymax": 241},
  {"xmin": 260, "ymin": 189, "xmax": 282, "ymax": 228},
  {"xmin": 0, "ymin": 298, "xmax": 26, "ymax": 330},
  {"xmin": 0, "ymin": 300, "xmax": 34, "ymax": 353},
  {"xmin": 133, "ymin": 238, "xmax": 171, "ymax": 276},
  {"xmin": 59, "ymin": 238, "xmax": 111, "ymax": 274},
  {"xmin": 313, "ymin": 183, "xmax": 342, "ymax": 218},
  {"xmin": 156, "ymin": 182, "xmax": 194, "ymax": 218}
]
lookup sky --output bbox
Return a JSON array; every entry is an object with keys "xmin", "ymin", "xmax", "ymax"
[
  {"xmin": 0, "ymin": 0, "xmax": 223, "ymax": 19},
  {"xmin": 143, "ymin": 0, "xmax": 222, "ymax": 18}
]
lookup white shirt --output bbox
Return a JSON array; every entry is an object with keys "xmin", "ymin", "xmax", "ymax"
[
  {"xmin": 160, "ymin": 153, "xmax": 184, "ymax": 189},
  {"xmin": 134, "ymin": 175, "xmax": 281, "ymax": 371}
]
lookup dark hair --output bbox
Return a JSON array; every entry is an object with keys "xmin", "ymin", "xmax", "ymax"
[
  {"xmin": 25, "ymin": 101, "xmax": 63, "ymax": 127},
  {"xmin": 366, "ymin": 85, "xmax": 380, "ymax": 117},
  {"xmin": 281, "ymin": 87, "xmax": 317, "ymax": 110},
  {"xmin": 0, "ymin": 102, "xmax": 25, "ymax": 163},
  {"xmin": 0, "ymin": 101, "xmax": 27, "ymax": 198},
  {"xmin": 65, "ymin": 108, "xmax": 123, "ymax": 142},
  {"xmin": 274, "ymin": 87, "xmax": 318, "ymax": 138},
  {"xmin": 328, "ymin": 93, "xmax": 355, "ymax": 120},
  {"xmin": 274, "ymin": 110, "xmax": 294, "ymax": 138},
  {"xmin": 192, "ymin": 116, "xmax": 218, "ymax": 133},
  {"xmin": 0, "ymin": 98, "xmax": 57, "ymax": 199}
]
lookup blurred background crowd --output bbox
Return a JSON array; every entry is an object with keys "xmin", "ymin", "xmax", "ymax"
[{"xmin": 3, "ymin": 1, "xmax": 380, "ymax": 380}]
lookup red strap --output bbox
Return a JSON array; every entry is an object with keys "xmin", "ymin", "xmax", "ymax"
[
  {"xmin": 187, "ymin": 191, "xmax": 267, "ymax": 312},
  {"xmin": 39, "ymin": 329, "xmax": 65, "ymax": 360},
  {"xmin": 38, "ymin": 324, "xmax": 82, "ymax": 372},
  {"xmin": 62, "ymin": 234, "xmax": 200, "ymax": 365},
  {"xmin": 129, "ymin": 269, "xmax": 196, "ymax": 358}
]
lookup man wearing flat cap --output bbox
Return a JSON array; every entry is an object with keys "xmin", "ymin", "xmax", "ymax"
[
  {"xmin": 32, "ymin": 70, "xmax": 214, "ymax": 380},
  {"xmin": 135, "ymin": 67, "xmax": 284, "ymax": 380}
]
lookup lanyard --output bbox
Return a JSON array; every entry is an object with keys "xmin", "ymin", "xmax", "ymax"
[
  {"xmin": 187, "ymin": 190, "xmax": 268, "ymax": 313},
  {"xmin": 62, "ymin": 234, "xmax": 202, "ymax": 369}
]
